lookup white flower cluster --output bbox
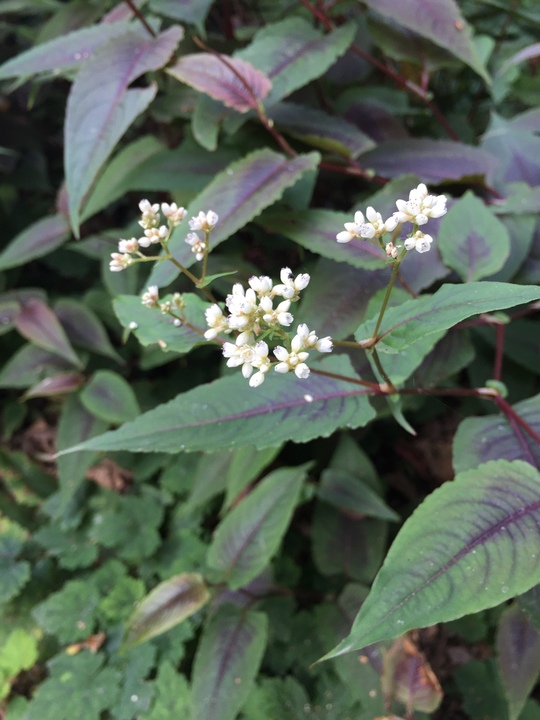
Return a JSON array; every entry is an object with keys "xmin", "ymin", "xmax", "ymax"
[
  {"xmin": 336, "ymin": 183, "xmax": 447, "ymax": 255},
  {"xmin": 185, "ymin": 210, "xmax": 218, "ymax": 261},
  {"xmin": 204, "ymin": 268, "xmax": 332, "ymax": 388}
]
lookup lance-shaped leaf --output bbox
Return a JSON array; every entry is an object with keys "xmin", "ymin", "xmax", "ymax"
[
  {"xmin": 0, "ymin": 214, "xmax": 70, "ymax": 270},
  {"xmin": 0, "ymin": 21, "xmax": 134, "ymax": 79},
  {"xmin": 114, "ymin": 293, "xmax": 209, "ymax": 354},
  {"xmin": 438, "ymin": 192, "xmax": 510, "ymax": 281},
  {"xmin": 57, "ymin": 355, "xmax": 375, "ymax": 455},
  {"xmin": 14, "ymin": 299, "xmax": 82, "ymax": 368},
  {"xmin": 123, "ymin": 573, "xmax": 210, "ymax": 648},
  {"xmin": 81, "ymin": 370, "xmax": 140, "ymax": 424},
  {"xmin": 320, "ymin": 460, "xmax": 540, "ymax": 659},
  {"xmin": 0, "ymin": 345, "xmax": 73, "ymax": 389},
  {"xmin": 361, "ymin": 0, "xmax": 489, "ymax": 82},
  {"xmin": 318, "ymin": 468, "xmax": 399, "ymax": 522},
  {"xmin": 497, "ymin": 603, "xmax": 540, "ymax": 720},
  {"xmin": 191, "ymin": 605, "xmax": 268, "ymax": 720},
  {"xmin": 23, "ymin": 373, "xmax": 85, "ymax": 399},
  {"xmin": 360, "ymin": 139, "xmax": 497, "ymax": 184},
  {"xmin": 65, "ymin": 26, "xmax": 183, "ymax": 233},
  {"xmin": 355, "ymin": 282, "xmax": 540, "ymax": 354},
  {"xmin": 168, "ymin": 53, "xmax": 271, "ymax": 112},
  {"xmin": 149, "ymin": 149, "xmax": 320, "ymax": 287},
  {"xmin": 207, "ymin": 465, "xmax": 308, "ymax": 589},
  {"xmin": 54, "ymin": 298, "xmax": 122, "ymax": 363},
  {"xmin": 453, "ymin": 394, "xmax": 540, "ymax": 473},
  {"xmin": 0, "ymin": 300, "xmax": 21, "ymax": 337}
]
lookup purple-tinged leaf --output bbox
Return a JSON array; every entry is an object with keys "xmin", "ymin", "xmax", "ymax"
[
  {"xmin": 224, "ymin": 445, "xmax": 281, "ymax": 509},
  {"xmin": 410, "ymin": 329, "xmax": 475, "ymax": 388},
  {"xmin": 0, "ymin": 345, "xmax": 73, "ymax": 389},
  {"xmin": 482, "ymin": 114, "xmax": 540, "ymax": 190},
  {"xmin": 150, "ymin": 0, "xmax": 214, "ymax": 28},
  {"xmin": 519, "ymin": 585, "xmax": 540, "ymax": 632},
  {"xmin": 14, "ymin": 299, "xmax": 82, "ymax": 368},
  {"xmin": 359, "ymin": 139, "xmax": 498, "ymax": 184},
  {"xmin": 123, "ymin": 573, "xmax": 210, "ymax": 648},
  {"xmin": 322, "ymin": 460, "xmax": 540, "ymax": 659},
  {"xmin": 65, "ymin": 26, "xmax": 183, "ymax": 233},
  {"xmin": 0, "ymin": 214, "xmax": 70, "ymax": 271},
  {"xmin": 501, "ymin": 43, "xmax": 540, "ymax": 74},
  {"xmin": 381, "ymin": 636, "xmax": 443, "ymax": 713},
  {"xmin": 207, "ymin": 465, "xmax": 308, "ymax": 589},
  {"xmin": 453, "ymin": 393, "xmax": 540, "ymax": 473},
  {"xmin": 168, "ymin": 53, "xmax": 271, "ymax": 112},
  {"xmin": 57, "ymin": 355, "xmax": 376, "ymax": 455},
  {"xmin": 102, "ymin": 0, "xmax": 147, "ymax": 24},
  {"xmin": 0, "ymin": 21, "xmax": 135, "ymax": 80},
  {"xmin": 438, "ymin": 191, "xmax": 510, "ymax": 281},
  {"xmin": 114, "ymin": 293, "xmax": 208, "ymax": 354},
  {"xmin": 318, "ymin": 468, "xmax": 399, "ymax": 522},
  {"xmin": 312, "ymin": 502, "xmax": 388, "ymax": 583},
  {"xmin": 191, "ymin": 605, "xmax": 268, "ymax": 720},
  {"xmin": 497, "ymin": 603, "xmax": 540, "ymax": 720},
  {"xmin": 361, "ymin": 0, "xmax": 489, "ymax": 82},
  {"xmin": 149, "ymin": 149, "xmax": 320, "ymax": 287},
  {"xmin": 0, "ymin": 300, "xmax": 21, "ymax": 336},
  {"xmin": 54, "ymin": 299, "xmax": 122, "ymax": 363},
  {"xmin": 270, "ymin": 102, "xmax": 375, "ymax": 158},
  {"xmin": 23, "ymin": 373, "xmax": 85, "ymax": 399},
  {"xmin": 81, "ymin": 370, "xmax": 140, "ymax": 424}
]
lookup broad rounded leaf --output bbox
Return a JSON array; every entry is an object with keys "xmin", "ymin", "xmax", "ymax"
[
  {"xmin": 497, "ymin": 603, "xmax": 540, "ymax": 720},
  {"xmin": 168, "ymin": 53, "xmax": 271, "ymax": 112},
  {"xmin": 453, "ymin": 394, "xmax": 540, "ymax": 473},
  {"xmin": 65, "ymin": 27, "xmax": 183, "ymax": 233},
  {"xmin": 58, "ymin": 356, "xmax": 375, "ymax": 455},
  {"xmin": 321, "ymin": 460, "xmax": 540, "ymax": 659},
  {"xmin": 191, "ymin": 605, "xmax": 268, "ymax": 720},
  {"xmin": 114, "ymin": 293, "xmax": 209, "ymax": 354},
  {"xmin": 14, "ymin": 299, "xmax": 82, "ymax": 368},
  {"xmin": 361, "ymin": 0, "xmax": 489, "ymax": 82},
  {"xmin": 123, "ymin": 573, "xmax": 210, "ymax": 648},
  {"xmin": 80, "ymin": 370, "xmax": 140, "ymax": 424},
  {"xmin": 207, "ymin": 465, "xmax": 308, "ymax": 588},
  {"xmin": 150, "ymin": 149, "xmax": 320, "ymax": 287},
  {"xmin": 0, "ymin": 214, "xmax": 70, "ymax": 271},
  {"xmin": 438, "ymin": 191, "xmax": 510, "ymax": 281}
]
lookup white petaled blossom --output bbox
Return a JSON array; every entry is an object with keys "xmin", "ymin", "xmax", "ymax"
[
  {"xmin": 204, "ymin": 304, "xmax": 230, "ymax": 340},
  {"xmin": 161, "ymin": 202, "xmax": 187, "ymax": 226},
  {"xmin": 222, "ymin": 331, "xmax": 256, "ymax": 375},
  {"xmin": 110, "ymin": 253, "xmax": 132, "ymax": 272},
  {"xmin": 139, "ymin": 225, "xmax": 168, "ymax": 248},
  {"xmin": 118, "ymin": 237, "xmax": 139, "ymax": 254},
  {"xmin": 273, "ymin": 345, "xmax": 311, "ymax": 379},
  {"xmin": 404, "ymin": 231, "xmax": 433, "ymax": 254},
  {"xmin": 248, "ymin": 275, "xmax": 273, "ymax": 296},
  {"xmin": 185, "ymin": 232, "xmax": 207, "ymax": 261},
  {"xmin": 336, "ymin": 210, "xmax": 365, "ymax": 243},
  {"xmin": 259, "ymin": 296, "xmax": 293, "ymax": 328},
  {"xmin": 292, "ymin": 324, "xmax": 333, "ymax": 353},
  {"xmin": 141, "ymin": 285, "xmax": 159, "ymax": 308},
  {"xmin": 188, "ymin": 210, "xmax": 219, "ymax": 232},
  {"xmin": 385, "ymin": 241, "xmax": 401, "ymax": 259},
  {"xmin": 249, "ymin": 341, "xmax": 271, "ymax": 387},
  {"xmin": 272, "ymin": 267, "xmax": 310, "ymax": 301},
  {"xmin": 226, "ymin": 284, "xmax": 259, "ymax": 331},
  {"xmin": 336, "ymin": 209, "xmax": 397, "ymax": 243},
  {"xmin": 393, "ymin": 183, "xmax": 447, "ymax": 226},
  {"xmin": 138, "ymin": 199, "xmax": 160, "ymax": 229}
]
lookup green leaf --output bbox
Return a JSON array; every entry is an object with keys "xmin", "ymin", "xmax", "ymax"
[
  {"xmin": 497, "ymin": 603, "xmax": 540, "ymax": 720},
  {"xmin": 33, "ymin": 523, "xmax": 98, "ymax": 570},
  {"xmin": 24, "ymin": 652, "xmax": 120, "ymax": 720},
  {"xmin": 149, "ymin": 149, "xmax": 320, "ymax": 287},
  {"xmin": 361, "ymin": 0, "xmax": 489, "ymax": 83},
  {"xmin": 321, "ymin": 460, "xmax": 540, "ymax": 659},
  {"xmin": 437, "ymin": 192, "xmax": 510, "ymax": 281},
  {"xmin": 81, "ymin": 370, "xmax": 140, "ymax": 424},
  {"xmin": 141, "ymin": 661, "xmax": 191, "ymax": 720},
  {"xmin": 98, "ymin": 576, "xmax": 145, "ymax": 626},
  {"xmin": 318, "ymin": 468, "xmax": 399, "ymax": 521},
  {"xmin": 54, "ymin": 298, "xmax": 123, "ymax": 363},
  {"xmin": 224, "ymin": 445, "xmax": 281, "ymax": 508},
  {"xmin": 191, "ymin": 605, "xmax": 268, "ymax": 720},
  {"xmin": 0, "ymin": 629, "xmax": 38, "ymax": 700},
  {"xmin": 0, "ymin": 345, "xmax": 73, "ymax": 389},
  {"xmin": 207, "ymin": 465, "xmax": 308, "ymax": 588},
  {"xmin": 114, "ymin": 293, "xmax": 209, "ymax": 354},
  {"xmin": 32, "ymin": 579, "xmax": 100, "ymax": 643},
  {"xmin": 58, "ymin": 355, "xmax": 376, "ymax": 455},
  {"xmin": 123, "ymin": 573, "xmax": 210, "ymax": 648},
  {"xmin": 110, "ymin": 644, "xmax": 156, "ymax": 720},
  {"xmin": 65, "ymin": 27, "xmax": 183, "ymax": 233},
  {"xmin": 150, "ymin": 0, "xmax": 213, "ymax": 30},
  {"xmin": 0, "ymin": 214, "xmax": 70, "ymax": 270},
  {"xmin": 242, "ymin": 677, "xmax": 310, "ymax": 720},
  {"xmin": 0, "ymin": 518, "xmax": 30, "ymax": 606}
]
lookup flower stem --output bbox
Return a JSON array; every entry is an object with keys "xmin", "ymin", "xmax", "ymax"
[
  {"xmin": 372, "ymin": 248, "xmax": 407, "ymax": 341},
  {"xmin": 200, "ymin": 230, "xmax": 210, "ymax": 284}
]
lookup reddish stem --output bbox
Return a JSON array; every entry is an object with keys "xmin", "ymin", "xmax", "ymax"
[
  {"xmin": 495, "ymin": 396, "xmax": 540, "ymax": 446},
  {"xmin": 123, "ymin": 0, "xmax": 156, "ymax": 37},
  {"xmin": 493, "ymin": 323, "xmax": 505, "ymax": 381}
]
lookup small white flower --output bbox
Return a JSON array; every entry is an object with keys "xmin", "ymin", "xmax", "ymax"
[
  {"xmin": 393, "ymin": 183, "xmax": 447, "ymax": 226},
  {"xmin": 292, "ymin": 324, "xmax": 333, "ymax": 353},
  {"xmin": 185, "ymin": 232, "xmax": 207, "ymax": 261},
  {"xmin": 272, "ymin": 267, "xmax": 310, "ymax": 301},
  {"xmin": 385, "ymin": 241, "xmax": 401, "ymax": 259},
  {"xmin": 222, "ymin": 333, "xmax": 256, "ymax": 377},
  {"xmin": 273, "ymin": 345, "xmax": 311, "ymax": 378},
  {"xmin": 226, "ymin": 284, "xmax": 258, "ymax": 331},
  {"xmin": 141, "ymin": 285, "xmax": 159, "ymax": 307},
  {"xmin": 110, "ymin": 253, "xmax": 132, "ymax": 272},
  {"xmin": 204, "ymin": 304, "xmax": 230, "ymax": 340},
  {"xmin": 404, "ymin": 230, "xmax": 433, "ymax": 254},
  {"xmin": 138, "ymin": 199, "xmax": 160, "ymax": 229},
  {"xmin": 139, "ymin": 226, "xmax": 168, "ymax": 247},
  {"xmin": 189, "ymin": 210, "xmax": 219, "ymax": 232},
  {"xmin": 316, "ymin": 336, "xmax": 333, "ymax": 353},
  {"xmin": 336, "ymin": 211, "xmax": 365, "ymax": 243},
  {"xmin": 118, "ymin": 237, "xmax": 139, "ymax": 254},
  {"xmin": 161, "ymin": 202, "xmax": 187, "ymax": 226},
  {"xmin": 249, "ymin": 341, "xmax": 271, "ymax": 387},
  {"xmin": 248, "ymin": 275, "xmax": 273, "ymax": 296},
  {"xmin": 259, "ymin": 296, "xmax": 293, "ymax": 328}
]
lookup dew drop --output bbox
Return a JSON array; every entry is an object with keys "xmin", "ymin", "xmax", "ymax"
[
  {"xmin": 173, "ymin": 319, "xmax": 181, "ymax": 326},
  {"xmin": 130, "ymin": 695, "xmax": 138, "ymax": 703},
  {"xmin": 129, "ymin": 321, "xmax": 138, "ymax": 329},
  {"xmin": 303, "ymin": 393, "xmax": 314, "ymax": 402},
  {"xmin": 501, "ymin": 585, "xmax": 509, "ymax": 593},
  {"xmin": 74, "ymin": 53, "xmax": 82, "ymax": 60}
]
